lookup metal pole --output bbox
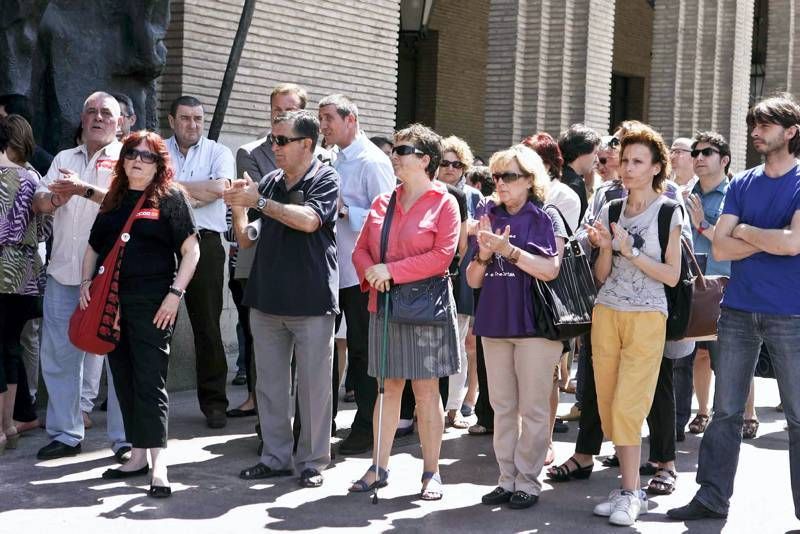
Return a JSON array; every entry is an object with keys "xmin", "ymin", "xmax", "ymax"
[{"xmin": 208, "ymin": 0, "xmax": 256, "ymax": 141}]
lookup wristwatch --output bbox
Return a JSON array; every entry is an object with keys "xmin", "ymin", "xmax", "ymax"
[
  {"xmin": 628, "ymin": 247, "xmax": 641, "ymax": 259},
  {"xmin": 698, "ymin": 220, "xmax": 710, "ymax": 234},
  {"xmin": 256, "ymin": 195, "xmax": 268, "ymax": 210},
  {"xmin": 168, "ymin": 286, "xmax": 185, "ymax": 299},
  {"xmin": 83, "ymin": 186, "xmax": 95, "ymax": 199}
]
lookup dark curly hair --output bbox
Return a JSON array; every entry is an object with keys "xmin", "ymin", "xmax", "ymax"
[
  {"xmin": 394, "ymin": 123, "xmax": 443, "ymax": 179},
  {"xmin": 101, "ymin": 130, "xmax": 175, "ymax": 213}
]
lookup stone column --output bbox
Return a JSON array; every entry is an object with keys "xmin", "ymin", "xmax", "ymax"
[
  {"xmin": 484, "ymin": 0, "xmax": 615, "ymax": 153},
  {"xmin": 649, "ymin": 0, "xmax": 754, "ymax": 172},
  {"xmin": 764, "ymin": 0, "xmax": 800, "ymax": 95}
]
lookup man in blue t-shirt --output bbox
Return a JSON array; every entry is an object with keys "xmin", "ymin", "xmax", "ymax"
[{"xmin": 669, "ymin": 93, "xmax": 800, "ymax": 522}]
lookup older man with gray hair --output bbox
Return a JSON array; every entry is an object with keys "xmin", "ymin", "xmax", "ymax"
[
  {"xmin": 32, "ymin": 91, "xmax": 129, "ymax": 461},
  {"xmin": 225, "ymin": 110, "xmax": 340, "ymax": 488}
]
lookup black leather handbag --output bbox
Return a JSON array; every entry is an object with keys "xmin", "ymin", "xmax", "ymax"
[
  {"xmin": 531, "ymin": 205, "xmax": 597, "ymax": 340},
  {"xmin": 377, "ymin": 191, "xmax": 452, "ymax": 325}
]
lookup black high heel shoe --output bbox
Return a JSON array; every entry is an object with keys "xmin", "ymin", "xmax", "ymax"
[{"xmin": 546, "ymin": 457, "xmax": 593, "ymax": 482}]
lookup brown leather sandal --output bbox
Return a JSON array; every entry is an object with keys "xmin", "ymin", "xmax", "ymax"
[{"xmin": 688, "ymin": 414, "xmax": 710, "ymax": 434}]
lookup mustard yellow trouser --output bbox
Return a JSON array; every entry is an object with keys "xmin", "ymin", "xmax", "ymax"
[{"xmin": 591, "ymin": 304, "xmax": 666, "ymax": 446}]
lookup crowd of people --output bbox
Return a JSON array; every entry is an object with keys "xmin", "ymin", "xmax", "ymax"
[{"xmin": 0, "ymin": 84, "xmax": 798, "ymax": 527}]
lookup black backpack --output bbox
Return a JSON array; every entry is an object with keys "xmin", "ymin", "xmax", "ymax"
[{"xmin": 607, "ymin": 198, "xmax": 693, "ymax": 340}]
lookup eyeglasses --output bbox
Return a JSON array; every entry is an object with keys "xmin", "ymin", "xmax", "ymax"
[
  {"xmin": 691, "ymin": 147, "xmax": 721, "ymax": 158},
  {"xmin": 670, "ymin": 148, "xmax": 691, "ymax": 155},
  {"xmin": 598, "ymin": 157, "xmax": 608, "ymax": 165},
  {"xmin": 122, "ymin": 148, "xmax": 159, "ymax": 164},
  {"xmin": 392, "ymin": 145, "xmax": 425, "ymax": 156},
  {"xmin": 267, "ymin": 133, "xmax": 309, "ymax": 146},
  {"xmin": 439, "ymin": 160, "xmax": 465, "ymax": 169},
  {"xmin": 492, "ymin": 172, "xmax": 527, "ymax": 184}
]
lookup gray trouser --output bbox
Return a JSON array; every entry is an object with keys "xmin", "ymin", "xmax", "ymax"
[{"xmin": 250, "ymin": 310, "xmax": 334, "ymax": 473}]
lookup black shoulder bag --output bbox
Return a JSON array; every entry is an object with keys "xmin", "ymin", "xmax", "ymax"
[
  {"xmin": 531, "ymin": 204, "xmax": 597, "ymax": 340},
  {"xmin": 378, "ymin": 191, "xmax": 453, "ymax": 325}
]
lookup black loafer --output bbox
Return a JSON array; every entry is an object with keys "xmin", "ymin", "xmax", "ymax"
[
  {"xmin": 114, "ymin": 446, "xmax": 132, "ymax": 464},
  {"xmin": 102, "ymin": 465, "xmax": 149, "ymax": 479},
  {"xmin": 298, "ymin": 468, "xmax": 324, "ymax": 488},
  {"xmin": 226, "ymin": 408, "xmax": 256, "ymax": 418},
  {"xmin": 206, "ymin": 411, "xmax": 227, "ymax": 429},
  {"xmin": 394, "ymin": 425, "xmax": 414, "ymax": 439},
  {"xmin": 37, "ymin": 441, "xmax": 82, "ymax": 460},
  {"xmin": 667, "ymin": 498, "xmax": 727, "ymax": 521},
  {"xmin": 482, "ymin": 486, "xmax": 513, "ymax": 505},
  {"xmin": 239, "ymin": 462, "xmax": 293, "ymax": 480},
  {"xmin": 148, "ymin": 485, "xmax": 172, "ymax": 498},
  {"xmin": 508, "ymin": 490, "xmax": 538, "ymax": 509},
  {"xmin": 338, "ymin": 431, "xmax": 372, "ymax": 455}
]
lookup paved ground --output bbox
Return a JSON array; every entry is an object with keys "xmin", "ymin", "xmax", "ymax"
[{"xmin": 1, "ymin": 375, "xmax": 796, "ymax": 534}]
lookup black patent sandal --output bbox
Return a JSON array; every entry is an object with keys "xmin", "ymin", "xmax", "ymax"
[{"xmin": 546, "ymin": 457, "xmax": 593, "ymax": 482}]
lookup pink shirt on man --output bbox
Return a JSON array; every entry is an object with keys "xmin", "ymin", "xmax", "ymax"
[{"xmin": 352, "ymin": 180, "xmax": 459, "ymax": 313}]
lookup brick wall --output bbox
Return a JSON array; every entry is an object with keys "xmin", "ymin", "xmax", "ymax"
[
  {"xmin": 649, "ymin": 0, "xmax": 754, "ymax": 172},
  {"xmin": 612, "ymin": 0, "xmax": 653, "ymax": 121},
  {"xmin": 426, "ymin": 0, "xmax": 490, "ymax": 156},
  {"xmin": 764, "ymin": 0, "xmax": 800, "ymax": 94},
  {"xmin": 159, "ymin": 0, "xmax": 400, "ymax": 148}
]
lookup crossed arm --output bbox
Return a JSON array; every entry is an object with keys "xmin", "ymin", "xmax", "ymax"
[{"xmin": 712, "ymin": 211, "xmax": 800, "ymax": 260}]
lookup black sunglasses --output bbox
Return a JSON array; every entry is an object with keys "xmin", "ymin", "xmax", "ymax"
[
  {"xmin": 608, "ymin": 137, "xmax": 620, "ymax": 148},
  {"xmin": 691, "ymin": 147, "xmax": 720, "ymax": 158},
  {"xmin": 439, "ymin": 160, "xmax": 465, "ymax": 169},
  {"xmin": 492, "ymin": 172, "xmax": 527, "ymax": 183},
  {"xmin": 392, "ymin": 145, "xmax": 425, "ymax": 156},
  {"xmin": 123, "ymin": 147, "xmax": 159, "ymax": 164},
  {"xmin": 598, "ymin": 157, "xmax": 608, "ymax": 165},
  {"xmin": 267, "ymin": 133, "xmax": 309, "ymax": 146}
]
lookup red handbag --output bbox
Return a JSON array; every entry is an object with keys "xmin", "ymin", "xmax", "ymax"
[{"xmin": 68, "ymin": 194, "xmax": 146, "ymax": 354}]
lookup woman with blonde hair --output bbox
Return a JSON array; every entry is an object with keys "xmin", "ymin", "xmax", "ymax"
[{"xmin": 467, "ymin": 145, "xmax": 567, "ymax": 510}]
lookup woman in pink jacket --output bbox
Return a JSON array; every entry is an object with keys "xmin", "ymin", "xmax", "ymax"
[{"xmin": 350, "ymin": 124, "xmax": 460, "ymax": 501}]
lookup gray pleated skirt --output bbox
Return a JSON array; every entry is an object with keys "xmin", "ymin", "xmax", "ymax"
[{"xmin": 367, "ymin": 308, "xmax": 460, "ymax": 380}]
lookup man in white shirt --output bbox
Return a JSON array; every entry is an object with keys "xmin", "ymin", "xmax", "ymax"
[
  {"xmin": 32, "ymin": 91, "xmax": 129, "ymax": 460},
  {"xmin": 319, "ymin": 94, "xmax": 395, "ymax": 455},
  {"xmin": 166, "ymin": 95, "xmax": 236, "ymax": 429}
]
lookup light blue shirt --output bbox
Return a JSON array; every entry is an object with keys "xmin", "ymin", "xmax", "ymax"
[
  {"xmin": 167, "ymin": 136, "xmax": 235, "ymax": 232},
  {"xmin": 691, "ymin": 178, "xmax": 730, "ymax": 277},
  {"xmin": 333, "ymin": 132, "xmax": 395, "ymax": 288}
]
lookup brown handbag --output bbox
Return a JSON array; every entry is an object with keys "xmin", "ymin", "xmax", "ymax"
[{"xmin": 682, "ymin": 246, "xmax": 728, "ymax": 341}]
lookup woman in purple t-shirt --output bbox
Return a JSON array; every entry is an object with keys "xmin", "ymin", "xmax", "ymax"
[{"xmin": 466, "ymin": 145, "xmax": 565, "ymax": 510}]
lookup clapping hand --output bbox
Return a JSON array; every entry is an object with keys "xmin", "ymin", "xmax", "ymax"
[
  {"xmin": 223, "ymin": 171, "xmax": 260, "ymax": 208},
  {"xmin": 585, "ymin": 219, "xmax": 612, "ymax": 250},
  {"xmin": 476, "ymin": 215, "xmax": 511, "ymax": 257},
  {"xmin": 365, "ymin": 263, "xmax": 392, "ymax": 292},
  {"xmin": 611, "ymin": 223, "xmax": 632, "ymax": 257},
  {"xmin": 686, "ymin": 193, "xmax": 705, "ymax": 228}
]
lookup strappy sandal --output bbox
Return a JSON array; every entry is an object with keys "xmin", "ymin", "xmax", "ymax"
[
  {"xmin": 646, "ymin": 468, "xmax": 677, "ymax": 495},
  {"xmin": 420, "ymin": 471, "xmax": 443, "ymax": 501},
  {"xmin": 601, "ymin": 454, "xmax": 619, "ymax": 467},
  {"xmin": 546, "ymin": 457, "xmax": 593, "ymax": 482},
  {"xmin": 742, "ymin": 419, "xmax": 759, "ymax": 439},
  {"xmin": 348, "ymin": 465, "xmax": 389, "ymax": 493},
  {"xmin": 688, "ymin": 414, "xmax": 709, "ymax": 434},
  {"xmin": 445, "ymin": 413, "xmax": 469, "ymax": 429}
]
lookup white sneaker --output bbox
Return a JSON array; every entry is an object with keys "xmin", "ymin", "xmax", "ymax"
[
  {"xmin": 593, "ymin": 489, "xmax": 647, "ymax": 518},
  {"xmin": 608, "ymin": 490, "xmax": 646, "ymax": 526}
]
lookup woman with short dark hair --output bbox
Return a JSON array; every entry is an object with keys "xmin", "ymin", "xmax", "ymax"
[
  {"xmin": 351, "ymin": 123, "xmax": 460, "ymax": 500},
  {"xmin": 0, "ymin": 114, "xmax": 45, "ymax": 454}
]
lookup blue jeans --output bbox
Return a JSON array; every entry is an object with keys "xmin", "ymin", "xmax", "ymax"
[
  {"xmin": 695, "ymin": 308, "xmax": 800, "ymax": 518},
  {"xmin": 40, "ymin": 277, "xmax": 128, "ymax": 449}
]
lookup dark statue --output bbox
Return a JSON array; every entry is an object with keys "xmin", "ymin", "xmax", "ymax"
[{"xmin": 0, "ymin": 0, "xmax": 170, "ymax": 153}]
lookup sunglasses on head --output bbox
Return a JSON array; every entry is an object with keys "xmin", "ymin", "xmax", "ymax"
[
  {"xmin": 392, "ymin": 145, "xmax": 425, "ymax": 156},
  {"xmin": 691, "ymin": 147, "xmax": 720, "ymax": 158},
  {"xmin": 267, "ymin": 133, "xmax": 309, "ymax": 146},
  {"xmin": 439, "ymin": 160, "xmax": 465, "ymax": 169},
  {"xmin": 122, "ymin": 147, "xmax": 159, "ymax": 164},
  {"xmin": 492, "ymin": 172, "xmax": 527, "ymax": 184}
]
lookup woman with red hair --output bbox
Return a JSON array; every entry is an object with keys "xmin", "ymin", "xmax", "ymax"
[{"xmin": 79, "ymin": 131, "xmax": 199, "ymax": 498}]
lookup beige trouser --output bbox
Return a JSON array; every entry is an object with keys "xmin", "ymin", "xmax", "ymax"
[{"xmin": 482, "ymin": 336, "xmax": 563, "ymax": 495}]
